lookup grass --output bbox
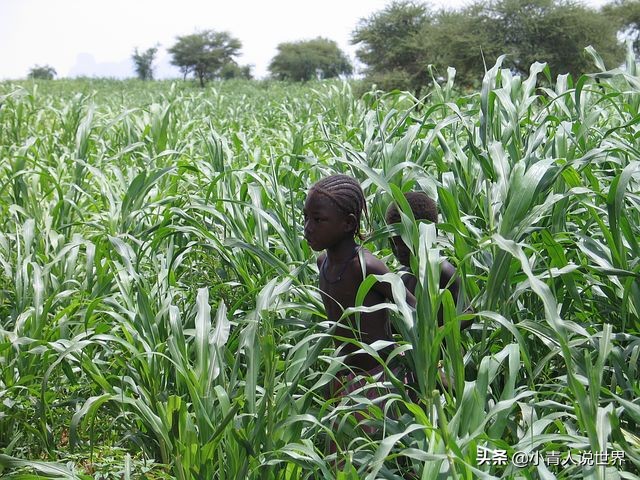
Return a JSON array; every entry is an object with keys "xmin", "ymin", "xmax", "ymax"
[{"xmin": 0, "ymin": 49, "xmax": 639, "ymax": 479}]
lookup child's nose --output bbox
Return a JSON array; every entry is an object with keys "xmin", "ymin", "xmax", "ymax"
[{"xmin": 304, "ymin": 228, "xmax": 313, "ymax": 240}]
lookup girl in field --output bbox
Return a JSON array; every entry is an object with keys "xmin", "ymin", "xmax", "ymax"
[{"xmin": 303, "ymin": 174, "xmax": 416, "ymax": 448}]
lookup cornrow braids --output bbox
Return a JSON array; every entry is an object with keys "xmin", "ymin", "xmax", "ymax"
[{"xmin": 310, "ymin": 174, "xmax": 368, "ymax": 238}]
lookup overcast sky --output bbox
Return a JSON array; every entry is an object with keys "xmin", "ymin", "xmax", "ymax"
[{"xmin": 1, "ymin": 0, "xmax": 613, "ymax": 80}]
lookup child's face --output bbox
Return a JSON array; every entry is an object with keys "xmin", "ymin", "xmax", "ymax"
[
  {"xmin": 389, "ymin": 236, "xmax": 411, "ymax": 267},
  {"xmin": 303, "ymin": 190, "xmax": 353, "ymax": 251}
]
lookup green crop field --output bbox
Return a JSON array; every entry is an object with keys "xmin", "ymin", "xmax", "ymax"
[{"xmin": 1, "ymin": 50, "xmax": 639, "ymax": 479}]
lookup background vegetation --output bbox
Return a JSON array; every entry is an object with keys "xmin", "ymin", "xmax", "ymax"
[
  {"xmin": 25, "ymin": 0, "xmax": 640, "ymax": 89},
  {"xmin": 352, "ymin": 0, "xmax": 638, "ymax": 92},
  {"xmin": 269, "ymin": 37, "xmax": 353, "ymax": 82},
  {"xmin": 132, "ymin": 46, "xmax": 159, "ymax": 81},
  {"xmin": 27, "ymin": 65, "xmax": 57, "ymax": 81},
  {"xmin": 167, "ymin": 30, "xmax": 248, "ymax": 86},
  {"xmin": 2, "ymin": 45, "xmax": 639, "ymax": 479}
]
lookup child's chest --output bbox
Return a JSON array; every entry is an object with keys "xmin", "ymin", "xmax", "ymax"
[
  {"xmin": 319, "ymin": 265, "xmax": 384, "ymax": 319},
  {"xmin": 319, "ymin": 279, "xmax": 357, "ymax": 315}
]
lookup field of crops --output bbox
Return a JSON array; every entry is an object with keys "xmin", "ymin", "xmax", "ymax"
[{"xmin": 1, "ymin": 49, "xmax": 639, "ymax": 479}]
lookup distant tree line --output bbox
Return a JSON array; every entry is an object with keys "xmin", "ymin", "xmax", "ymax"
[
  {"xmin": 28, "ymin": 65, "xmax": 56, "ymax": 80},
  {"xmin": 164, "ymin": 31, "xmax": 351, "ymax": 86},
  {"xmin": 161, "ymin": 0, "xmax": 638, "ymax": 88},
  {"xmin": 28, "ymin": 0, "xmax": 639, "ymax": 90},
  {"xmin": 352, "ymin": 0, "xmax": 640, "ymax": 93}
]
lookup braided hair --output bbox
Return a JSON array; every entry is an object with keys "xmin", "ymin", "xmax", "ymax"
[
  {"xmin": 309, "ymin": 174, "xmax": 368, "ymax": 238},
  {"xmin": 385, "ymin": 191, "xmax": 437, "ymax": 224}
]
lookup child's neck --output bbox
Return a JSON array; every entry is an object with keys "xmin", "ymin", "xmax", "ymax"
[{"xmin": 325, "ymin": 238, "xmax": 359, "ymax": 264}]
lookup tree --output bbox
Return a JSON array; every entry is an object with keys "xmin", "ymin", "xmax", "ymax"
[
  {"xmin": 485, "ymin": 0, "xmax": 623, "ymax": 77},
  {"xmin": 168, "ymin": 30, "xmax": 242, "ymax": 87},
  {"xmin": 423, "ymin": 0, "xmax": 623, "ymax": 85},
  {"xmin": 603, "ymin": 0, "xmax": 640, "ymax": 58},
  {"xmin": 268, "ymin": 37, "xmax": 352, "ymax": 81},
  {"xmin": 353, "ymin": 0, "xmax": 625, "ymax": 92},
  {"xmin": 418, "ymin": 5, "xmax": 500, "ymax": 88},
  {"xmin": 220, "ymin": 63, "xmax": 253, "ymax": 80},
  {"xmin": 351, "ymin": 1, "xmax": 431, "ymax": 93},
  {"xmin": 28, "ymin": 65, "xmax": 56, "ymax": 80},
  {"xmin": 132, "ymin": 45, "xmax": 158, "ymax": 80}
]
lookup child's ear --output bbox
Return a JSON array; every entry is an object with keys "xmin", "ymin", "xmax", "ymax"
[{"xmin": 344, "ymin": 213, "xmax": 358, "ymax": 233}]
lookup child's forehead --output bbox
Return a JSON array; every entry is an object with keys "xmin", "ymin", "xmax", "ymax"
[{"xmin": 305, "ymin": 189, "xmax": 340, "ymax": 210}]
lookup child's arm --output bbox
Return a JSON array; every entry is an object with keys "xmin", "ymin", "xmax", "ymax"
[{"xmin": 365, "ymin": 254, "xmax": 417, "ymax": 308}]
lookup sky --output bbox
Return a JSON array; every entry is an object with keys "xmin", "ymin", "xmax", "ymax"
[{"xmin": 0, "ymin": 0, "xmax": 614, "ymax": 80}]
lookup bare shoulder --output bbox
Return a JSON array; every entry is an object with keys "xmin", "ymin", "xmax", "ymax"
[
  {"xmin": 316, "ymin": 252, "xmax": 326, "ymax": 269},
  {"xmin": 440, "ymin": 258, "xmax": 461, "ymax": 295},
  {"xmin": 361, "ymin": 248, "xmax": 390, "ymax": 276},
  {"xmin": 440, "ymin": 259, "xmax": 458, "ymax": 282}
]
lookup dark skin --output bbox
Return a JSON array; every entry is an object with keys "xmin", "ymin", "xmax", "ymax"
[
  {"xmin": 303, "ymin": 191, "xmax": 416, "ymax": 373},
  {"xmin": 389, "ymin": 235, "xmax": 473, "ymax": 331}
]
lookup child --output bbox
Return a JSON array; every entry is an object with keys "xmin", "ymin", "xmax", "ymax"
[
  {"xmin": 304, "ymin": 174, "xmax": 416, "ymax": 377},
  {"xmin": 385, "ymin": 191, "xmax": 472, "ymax": 330}
]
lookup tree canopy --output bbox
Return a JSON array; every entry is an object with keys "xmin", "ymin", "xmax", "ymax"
[
  {"xmin": 28, "ymin": 65, "xmax": 56, "ymax": 80},
  {"xmin": 220, "ymin": 63, "xmax": 253, "ymax": 80},
  {"xmin": 168, "ymin": 30, "xmax": 242, "ymax": 86},
  {"xmin": 603, "ymin": 0, "xmax": 640, "ymax": 57},
  {"xmin": 352, "ymin": 0, "xmax": 626, "ymax": 92},
  {"xmin": 268, "ymin": 38, "xmax": 352, "ymax": 81},
  {"xmin": 352, "ymin": 1, "xmax": 431, "ymax": 93},
  {"xmin": 484, "ymin": 0, "xmax": 623, "ymax": 77},
  {"xmin": 132, "ymin": 46, "xmax": 158, "ymax": 81}
]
